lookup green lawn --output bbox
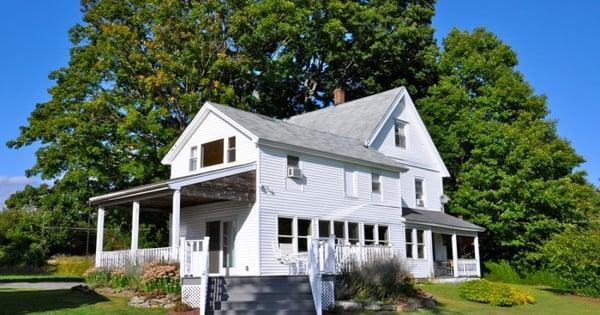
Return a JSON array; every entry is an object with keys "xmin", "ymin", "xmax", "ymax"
[
  {"xmin": 416, "ymin": 283, "xmax": 600, "ymax": 315},
  {"xmin": 0, "ymin": 275, "xmax": 84, "ymax": 283},
  {"xmin": 0, "ymin": 289, "xmax": 165, "ymax": 315}
]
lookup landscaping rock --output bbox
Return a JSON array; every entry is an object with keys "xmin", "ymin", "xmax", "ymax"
[
  {"xmin": 382, "ymin": 304, "xmax": 396, "ymax": 311},
  {"xmin": 364, "ymin": 303, "xmax": 382, "ymax": 311},
  {"xmin": 395, "ymin": 301, "xmax": 418, "ymax": 312},
  {"xmin": 421, "ymin": 297, "xmax": 437, "ymax": 308},
  {"xmin": 164, "ymin": 303, "xmax": 176, "ymax": 309},
  {"xmin": 335, "ymin": 300, "xmax": 362, "ymax": 311},
  {"xmin": 130, "ymin": 296, "xmax": 146, "ymax": 304}
]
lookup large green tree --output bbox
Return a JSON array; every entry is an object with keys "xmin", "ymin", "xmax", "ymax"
[
  {"xmin": 419, "ymin": 28, "xmax": 598, "ymax": 267},
  {"xmin": 7, "ymin": 0, "xmax": 438, "ymax": 256}
]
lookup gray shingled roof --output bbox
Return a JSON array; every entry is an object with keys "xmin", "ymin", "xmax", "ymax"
[
  {"xmin": 208, "ymin": 102, "xmax": 404, "ymax": 170},
  {"xmin": 286, "ymin": 87, "xmax": 404, "ymax": 142},
  {"xmin": 402, "ymin": 207, "xmax": 485, "ymax": 232}
]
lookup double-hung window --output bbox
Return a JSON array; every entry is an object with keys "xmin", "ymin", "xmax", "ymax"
[
  {"xmin": 189, "ymin": 146, "xmax": 198, "ymax": 171},
  {"xmin": 395, "ymin": 121, "xmax": 407, "ymax": 148},
  {"xmin": 227, "ymin": 136, "xmax": 236, "ymax": 163},
  {"xmin": 319, "ymin": 220, "xmax": 331, "ymax": 238},
  {"xmin": 334, "ymin": 221, "xmax": 346, "ymax": 244},
  {"xmin": 364, "ymin": 224, "xmax": 376, "ymax": 245},
  {"xmin": 378, "ymin": 225, "xmax": 389, "ymax": 245},
  {"xmin": 416, "ymin": 230, "xmax": 425, "ymax": 258},
  {"xmin": 371, "ymin": 172, "xmax": 382, "ymax": 202},
  {"xmin": 297, "ymin": 219, "xmax": 312, "ymax": 252},
  {"xmin": 277, "ymin": 217, "xmax": 294, "ymax": 255},
  {"xmin": 348, "ymin": 222, "xmax": 360, "ymax": 245},
  {"xmin": 405, "ymin": 229, "xmax": 414, "ymax": 258},
  {"xmin": 415, "ymin": 178, "xmax": 425, "ymax": 207}
]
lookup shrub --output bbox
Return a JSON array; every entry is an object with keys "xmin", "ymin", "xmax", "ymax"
[
  {"xmin": 83, "ymin": 267, "xmax": 112, "ymax": 288},
  {"xmin": 539, "ymin": 228, "xmax": 600, "ymax": 297},
  {"xmin": 141, "ymin": 262, "xmax": 180, "ymax": 295},
  {"xmin": 484, "ymin": 261, "xmax": 521, "ymax": 284},
  {"xmin": 110, "ymin": 268, "xmax": 133, "ymax": 289},
  {"xmin": 459, "ymin": 280, "xmax": 535, "ymax": 306},
  {"xmin": 522, "ymin": 270, "xmax": 566, "ymax": 289},
  {"xmin": 336, "ymin": 257, "xmax": 416, "ymax": 302},
  {"xmin": 49, "ymin": 255, "xmax": 93, "ymax": 276}
]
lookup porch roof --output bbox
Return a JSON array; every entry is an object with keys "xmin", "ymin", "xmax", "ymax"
[
  {"xmin": 402, "ymin": 207, "xmax": 485, "ymax": 232},
  {"xmin": 88, "ymin": 162, "xmax": 256, "ymax": 209}
]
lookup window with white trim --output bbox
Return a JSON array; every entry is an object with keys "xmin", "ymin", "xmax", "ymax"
[
  {"xmin": 277, "ymin": 217, "xmax": 293, "ymax": 255},
  {"xmin": 348, "ymin": 222, "xmax": 359, "ymax": 245},
  {"xmin": 318, "ymin": 220, "xmax": 331, "ymax": 238},
  {"xmin": 297, "ymin": 219, "xmax": 312, "ymax": 252},
  {"xmin": 415, "ymin": 178, "xmax": 425, "ymax": 207},
  {"xmin": 227, "ymin": 136, "xmax": 236, "ymax": 162},
  {"xmin": 201, "ymin": 139, "xmax": 224, "ymax": 167},
  {"xmin": 189, "ymin": 146, "xmax": 198, "ymax": 171},
  {"xmin": 378, "ymin": 225, "xmax": 389, "ymax": 245},
  {"xmin": 416, "ymin": 229, "xmax": 425, "ymax": 259},
  {"xmin": 395, "ymin": 121, "xmax": 407, "ymax": 148},
  {"xmin": 344, "ymin": 167, "xmax": 357, "ymax": 197},
  {"xmin": 334, "ymin": 221, "xmax": 346, "ymax": 244},
  {"xmin": 371, "ymin": 172, "xmax": 382, "ymax": 202},
  {"xmin": 405, "ymin": 229, "xmax": 414, "ymax": 258},
  {"xmin": 364, "ymin": 224, "xmax": 375, "ymax": 245}
]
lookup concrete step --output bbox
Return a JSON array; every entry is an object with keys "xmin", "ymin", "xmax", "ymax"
[
  {"xmin": 207, "ymin": 310, "xmax": 315, "ymax": 315},
  {"xmin": 214, "ymin": 299, "xmax": 315, "ymax": 310}
]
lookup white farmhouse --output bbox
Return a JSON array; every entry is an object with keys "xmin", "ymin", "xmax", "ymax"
[{"xmin": 89, "ymin": 87, "xmax": 484, "ymax": 314}]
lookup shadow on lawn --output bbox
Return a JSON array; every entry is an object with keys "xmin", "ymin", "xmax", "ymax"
[{"xmin": 0, "ymin": 289, "xmax": 108, "ymax": 314}]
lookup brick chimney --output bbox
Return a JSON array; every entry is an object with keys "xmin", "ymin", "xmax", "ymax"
[{"xmin": 333, "ymin": 87, "xmax": 345, "ymax": 106}]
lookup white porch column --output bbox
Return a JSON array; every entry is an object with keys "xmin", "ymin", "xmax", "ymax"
[
  {"xmin": 172, "ymin": 189, "xmax": 181, "ymax": 249},
  {"xmin": 451, "ymin": 233, "xmax": 459, "ymax": 278},
  {"xmin": 95, "ymin": 207, "xmax": 105, "ymax": 266},
  {"xmin": 474, "ymin": 235, "xmax": 481, "ymax": 277},
  {"xmin": 131, "ymin": 201, "xmax": 140, "ymax": 251},
  {"xmin": 426, "ymin": 230, "xmax": 434, "ymax": 278}
]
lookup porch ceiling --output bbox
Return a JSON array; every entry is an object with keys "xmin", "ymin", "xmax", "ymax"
[{"xmin": 89, "ymin": 163, "xmax": 256, "ymax": 210}]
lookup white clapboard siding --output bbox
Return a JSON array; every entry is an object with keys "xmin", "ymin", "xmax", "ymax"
[
  {"xmin": 400, "ymin": 166, "xmax": 444, "ymax": 211},
  {"xmin": 258, "ymin": 146, "xmax": 406, "ymax": 275},
  {"xmin": 170, "ymin": 111, "xmax": 257, "ymax": 178},
  {"xmin": 180, "ymin": 200, "xmax": 259, "ymax": 275}
]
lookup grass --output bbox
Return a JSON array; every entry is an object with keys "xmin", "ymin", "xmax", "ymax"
[
  {"xmin": 0, "ymin": 275, "xmax": 84, "ymax": 283},
  {"xmin": 415, "ymin": 283, "xmax": 600, "ymax": 315},
  {"xmin": 0, "ymin": 288, "xmax": 166, "ymax": 315}
]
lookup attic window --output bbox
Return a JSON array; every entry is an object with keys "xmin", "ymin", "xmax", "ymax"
[
  {"xmin": 189, "ymin": 146, "xmax": 198, "ymax": 171},
  {"xmin": 227, "ymin": 136, "xmax": 236, "ymax": 163},
  {"xmin": 395, "ymin": 121, "xmax": 407, "ymax": 148},
  {"xmin": 201, "ymin": 139, "xmax": 224, "ymax": 167}
]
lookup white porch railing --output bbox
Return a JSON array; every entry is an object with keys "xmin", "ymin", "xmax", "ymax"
[
  {"xmin": 456, "ymin": 259, "xmax": 479, "ymax": 277},
  {"xmin": 96, "ymin": 246, "xmax": 178, "ymax": 268},
  {"xmin": 335, "ymin": 244, "xmax": 395, "ymax": 272}
]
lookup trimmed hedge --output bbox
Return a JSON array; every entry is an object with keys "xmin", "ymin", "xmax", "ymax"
[{"xmin": 458, "ymin": 280, "xmax": 535, "ymax": 307}]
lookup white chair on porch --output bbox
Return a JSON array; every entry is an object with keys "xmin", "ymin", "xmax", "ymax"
[{"xmin": 272, "ymin": 241, "xmax": 308, "ymax": 275}]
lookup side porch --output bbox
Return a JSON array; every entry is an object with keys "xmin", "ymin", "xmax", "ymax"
[{"xmin": 89, "ymin": 162, "xmax": 257, "ymax": 275}]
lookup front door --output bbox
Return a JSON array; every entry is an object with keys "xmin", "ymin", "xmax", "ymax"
[
  {"xmin": 206, "ymin": 220, "xmax": 236, "ymax": 275},
  {"xmin": 206, "ymin": 221, "xmax": 221, "ymax": 274}
]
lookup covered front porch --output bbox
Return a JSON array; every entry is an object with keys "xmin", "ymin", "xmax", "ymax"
[
  {"xmin": 89, "ymin": 162, "xmax": 257, "ymax": 276},
  {"xmin": 402, "ymin": 207, "xmax": 484, "ymax": 280}
]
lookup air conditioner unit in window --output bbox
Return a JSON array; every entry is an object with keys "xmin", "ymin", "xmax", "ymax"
[
  {"xmin": 287, "ymin": 167, "xmax": 302, "ymax": 178},
  {"xmin": 416, "ymin": 199, "xmax": 425, "ymax": 207}
]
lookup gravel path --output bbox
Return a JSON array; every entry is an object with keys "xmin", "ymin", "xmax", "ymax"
[{"xmin": 0, "ymin": 282, "xmax": 84, "ymax": 290}]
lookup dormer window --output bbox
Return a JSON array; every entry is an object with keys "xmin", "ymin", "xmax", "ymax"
[
  {"xmin": 227, "ymin": 136, "xmax": 236, "ymax": 162},
  {"xmin": 395, "ymin": 121, "xmax": 407, "ymax": 148},
  {"xmin": 189, "ymin": 146, "xmax": 198, "ymax": 171}
]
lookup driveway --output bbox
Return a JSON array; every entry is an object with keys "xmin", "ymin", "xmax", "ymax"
[{"xmin": 0, "ymin": 282, "xmax": 84, "ymax": 290}]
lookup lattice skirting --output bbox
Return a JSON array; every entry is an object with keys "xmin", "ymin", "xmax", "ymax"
[
  {"xmin": 182, "ymin": 284, "xmax": 203, "ymax": 308},
  {"xmin": 321, "ymin": 274, "xmax": 335, "ymax": 310}
]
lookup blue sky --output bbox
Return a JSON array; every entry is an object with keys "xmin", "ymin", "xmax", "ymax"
[{"xmin": 0, "ymin": 1, "xmax": 598, "ymax": 207}]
